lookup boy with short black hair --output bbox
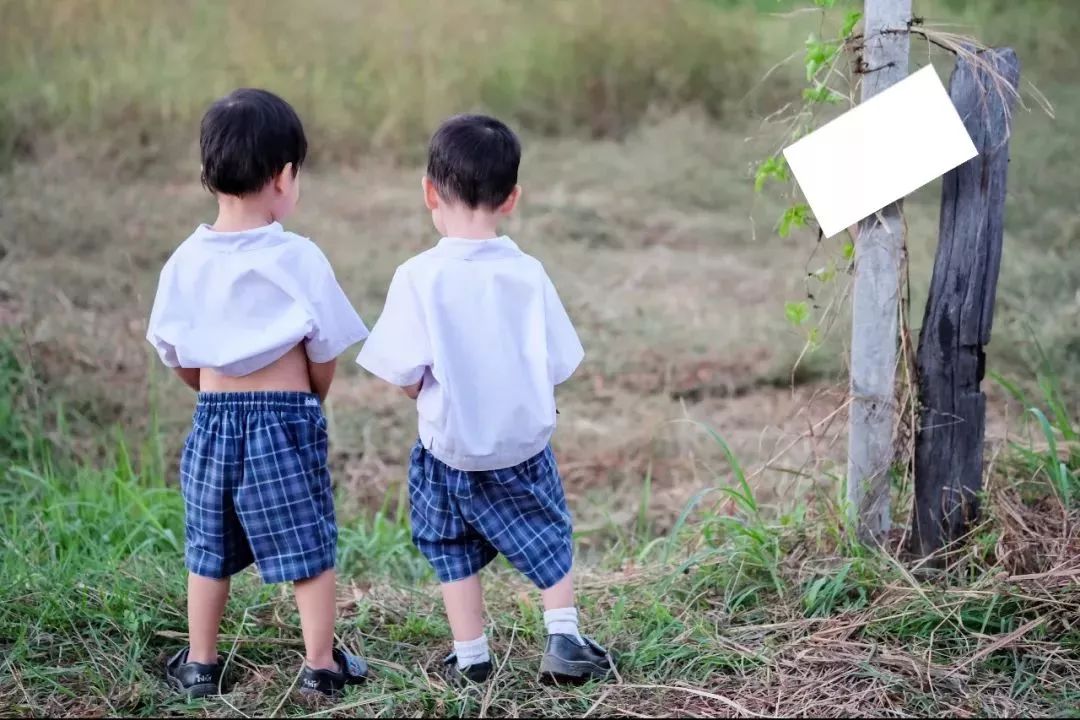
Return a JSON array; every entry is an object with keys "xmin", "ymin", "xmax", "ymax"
[
  {"xmin": 358, "ymin": 114, "xmax": 614, "ymax": 685},
  {"xmin": 147, "ymin": 88, "xmax": 371, "ymax": 698}
]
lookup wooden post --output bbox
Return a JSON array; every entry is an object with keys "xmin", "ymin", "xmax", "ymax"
[
  {"xmin": 911, "ymin": 49, "xmax": 1020, "ymax": 557},
  {"xmin": 846, "ymin": 0, "xmax": 911, "ymax": 543}
]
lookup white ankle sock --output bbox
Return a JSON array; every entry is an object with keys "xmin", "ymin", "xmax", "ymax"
[
  {"xmin": 544, "ymin": 607, "xmax": 583, "ymax": 643},
  {"xmin": 453, "ymin": 634, "xmax": 490, "ymax": 668}
]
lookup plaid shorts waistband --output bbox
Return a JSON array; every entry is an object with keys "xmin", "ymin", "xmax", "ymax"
[{"xmin": 195, "ymin": 391, "xmax": 322, "ymax": 413}]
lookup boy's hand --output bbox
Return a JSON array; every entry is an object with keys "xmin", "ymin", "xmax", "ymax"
[
  {"xmin": 308, "ymin": 358, "xmax": 337, "ymax": 402},
  {"xmin": 403, "ymin": 379, "xmax": 423, "ymax": 400},
  {"xmin": 173, "ymin": 367, "xmax": 201, "ymax": 391}
]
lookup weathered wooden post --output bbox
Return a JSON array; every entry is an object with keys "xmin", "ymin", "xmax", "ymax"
[
  {"xmin": 911, "ymin": 48, "xmax": 1020, "ymax": 557},
  {"xmin": 847, "ymin": 0, "xmax": 911, "ymax": 543}
]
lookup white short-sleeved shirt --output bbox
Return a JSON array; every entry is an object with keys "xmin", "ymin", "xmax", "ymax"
[
  {"xmin": 146, "ymin": 222, "xmax": 368, "ymax": 376},
  {"xmin": 357, "ymin": 236, "xmax": 584, "ymax": 472}
]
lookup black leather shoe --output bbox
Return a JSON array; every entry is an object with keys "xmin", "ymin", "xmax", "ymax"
[
  {"xmin": 165, "ymin": 647, "xmax": 223, "ymax": 698},
  {"xmin": 442, "ymin": 652, "xmax": 493, "ymax": 685},
  {"xmin": 299, "ymin": 648, "xmax": 370, "ymax": 697},
  {"xmin": 539, "ymin": 635, "xmax": 614, "ymax": 684}
]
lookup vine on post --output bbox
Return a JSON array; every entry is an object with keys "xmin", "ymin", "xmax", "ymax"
[
  {"xmin": 754, "ymin": 0, "xmax": 864, "ymax": 354},
  {"xmin": 755, "ymin": 0, "xmax": 918, "ymax": 545}
]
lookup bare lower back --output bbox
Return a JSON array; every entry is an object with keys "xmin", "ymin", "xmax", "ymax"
[{"xmin": 199, "ymin": 343, "xmax": 311, "ymax": 393}]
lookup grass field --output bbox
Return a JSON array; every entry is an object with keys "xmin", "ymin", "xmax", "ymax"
[
  {"xmin": 1, "ymin": 342, "xmax": 1078, "ymax": 716},
  {"xmin": 1, "ymin": 111, "xmax": 854, "ymax": 531},
  {"xmin": 2, "ymin": 0, "xmax": 1080, "ymax": 716}
]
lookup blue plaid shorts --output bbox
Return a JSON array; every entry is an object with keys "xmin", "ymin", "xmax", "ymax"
[
  {"xmin": 179, "ymin": 392, "xmax": 337, "ymax": 584},
  {"xmin": 408, "ymin": 441, "xmax": 574, "ymax": 589}
]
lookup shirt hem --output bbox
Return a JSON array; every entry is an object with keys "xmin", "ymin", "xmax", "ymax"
[
  {"xmin": 552, "ymin": 351, "xmax": 584, "ymax": 385},
  {"xmin": 307, "ymin": 327, "xmax": 370, "ymax": 364},
  {"xmin": 420, "ymin": 430, "xmax": 553, "ymax": 472},
  {"xmin": 356, "ymin": 351, "xmax": 425, "ymax": 387}
]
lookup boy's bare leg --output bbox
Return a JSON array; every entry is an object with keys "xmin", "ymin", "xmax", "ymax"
[
  {"xmin": 295, "ymin": 569, "xmax": 338, "ymax": 671},
  {"xmin": 188, "ymin": 573, "xmax": 230, "ymax": 664},
  {"xmin": 540, "ymin": 570, "xmax": 574, "ymax": 611},
  {"xmin": 440, "ymin": 575, "xmax": 486, "ymax": 641}
]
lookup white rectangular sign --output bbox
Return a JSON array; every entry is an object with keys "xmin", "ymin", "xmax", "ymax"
[{"xmin": 783, "ymin": 65, "xmax": 978, "ymax": 238}]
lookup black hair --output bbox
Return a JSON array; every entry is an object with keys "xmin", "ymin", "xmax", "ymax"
[
  {"xmin": 426, "ymin": 114, "xmax": 521, "ymax": 209},
  {"xmin": 199, "ymin": 88, "xmax": 307, "ymax": 196}
]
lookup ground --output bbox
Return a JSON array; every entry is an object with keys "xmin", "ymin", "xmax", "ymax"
[
  {"xmin": 3, "ymin": 406, "xmax": 1077, "ymax": 716},
  {"xmin": 2, "ymin": 2, "xmax": 1080, "ymax": 715}
]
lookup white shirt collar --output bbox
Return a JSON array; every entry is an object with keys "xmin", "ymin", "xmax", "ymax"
[
  {"xmin": 192, "ymin": 221, "xmax": 288, "ymax": 252},
  {"xmin": 430, "ymin": 236, "xmax": 522, "ymax": 260}
]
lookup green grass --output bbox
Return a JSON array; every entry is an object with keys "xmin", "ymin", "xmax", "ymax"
[
  {"xmin": 2, "ymin": 342, "xmax": 1078, "ymax": 716},
  {"xmin": 0, "ymin": 0, "xmax": 766, "ymax": 165},
  {"xmin": 992, "ymin": 356, "xmax": 1080, "ymax": 508}
]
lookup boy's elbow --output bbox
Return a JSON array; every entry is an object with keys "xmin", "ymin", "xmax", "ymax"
[
  {"xmin": 402, "ymin": 381, "xmax": 422, "ymax": 400},
  {"xmin": 173, "ymin": 367, "xmax": 200, "ymax": 391}
]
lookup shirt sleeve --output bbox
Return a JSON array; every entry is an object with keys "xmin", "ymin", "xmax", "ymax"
[
  {"xmin": 145, "ymin": 260, "xmax": 181, "ymax": 368},
  {"xmin": 544, "ymin": 275, "xmax": 584, "ymax": 385},
  {"xmin": 305, "ymin": 251, "xmax": 370, "ymax": 364},
  {"xmin": 356, "ymin": 267, "xmax": 431, "ymax": 386}
]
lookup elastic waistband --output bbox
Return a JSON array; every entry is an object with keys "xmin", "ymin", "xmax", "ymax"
[{"xmin": 195, "ymin": 391, "xmax": 322, "ymax": 413}]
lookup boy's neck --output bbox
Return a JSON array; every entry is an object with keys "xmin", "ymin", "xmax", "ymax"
[
  {"xmin": 440, "ymin": 210, "xmax": 501, "ymax": 241},
  {"xmin": 211, "ymin": 195, "xmax": 277, "ymax": 233},
  {"xmin": 444, "ymin": 231, "xmax": 501, "ymax": 241}
]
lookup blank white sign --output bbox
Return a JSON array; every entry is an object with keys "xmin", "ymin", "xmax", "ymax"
[{"xmin": 783, "ymin": 65, "xmax": 978, "ymax": 238}]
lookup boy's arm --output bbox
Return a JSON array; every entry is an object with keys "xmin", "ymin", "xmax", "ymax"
[
  {"xmin": 308, "ymin": 358, "xmax": 337, "ymax": 402},
  {"xmin": 543, "ymin": 275, "xmax": 585, "ymax": 385},
  {"xmin": 356, "ymin": 267, "xmax": 432, "ymax": 395},
  {"xmin": 302, "ymin": 246, "xmax": 368, "ymax": 400},
  {"xmin": 173, "ymin": 367, "xmax": 200, "ymax": 391}
]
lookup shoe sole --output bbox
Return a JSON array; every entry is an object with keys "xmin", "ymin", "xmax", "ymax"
[
  {"xmin": 538, "ymin": 657, "xmax": 613, "ymax": 685},
  {"xmin": 166, "ymin": 675, "xmax": 219, "ymax": 699},
  {"xmin": 443, "ymin": 670, "xmax": 492, "ymax": 688},
  {"xmin": 297, "ymin": 674, "xmax": 370, "ymax": 699}
]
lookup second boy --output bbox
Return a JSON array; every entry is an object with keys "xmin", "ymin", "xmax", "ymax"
[{"xmin": 358, "ymin": 114, "xmax": 614, "ymax": 685}]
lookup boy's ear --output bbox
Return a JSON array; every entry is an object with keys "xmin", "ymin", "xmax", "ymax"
[
  {"xmin": 273, "ymin": 162, "xmax": 295, "ymax": 193},
  {"xmin": 498, "ymin": 185, "xmax": 522, "ymax": 215},
  {"xmin": 422, "ymin": 176, "xmax": 440, "ymax": 210}
]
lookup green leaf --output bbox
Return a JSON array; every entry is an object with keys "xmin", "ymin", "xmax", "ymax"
[
  {"xmin": 802, "ymin": 83, "xmax": 845, "ymax": 105},
  {"xmin": 841, "ymin": 10, "xmax": 863, "ymax": 38},
  {"xmin": 814, "ymin": 0, "xmax": 837, "ymax": 7},
  {"xmin": 804, "ymin": 35, "xmax": 840, "ymax": 82},
  {"xmin": 754, "ymin": 155, "xmax": 789, "ymax": 192},
  {"xmin": 778, "ymin": 203, "xmax": 810, "ymax": 237},
  {"xmin": 785, "ymin": 301, "xmax": 810, "ymax": 327},
  {"xmin": 842, "ymin": 240, "xmax": 855, "ymax": 261}
]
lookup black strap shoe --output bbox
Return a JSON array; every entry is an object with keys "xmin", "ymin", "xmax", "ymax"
[
  {"xmin": 165, "ymin": 647, "xmax": 224, "ymax": 698},
  {"xmin": 442, "ymin": 652, "xmax": 493, "ymax": 685},
  {"xmin": 539, "ymin": 634, "xmax": 614, "ymax": 684},
  {"xmin": 299, "ymin": 647, "xmax": 370, "ymax": 697}
]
